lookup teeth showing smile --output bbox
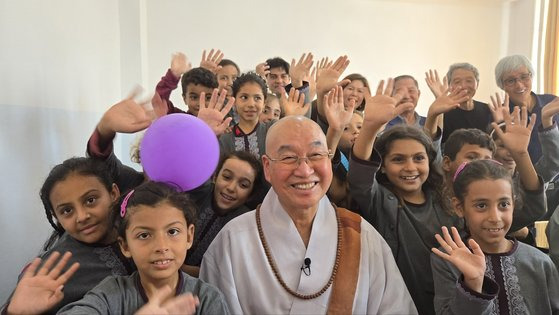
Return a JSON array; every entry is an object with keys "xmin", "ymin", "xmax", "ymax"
[
  {"xmin": 293, "ymin": 182, "xmax": 316, "ymax": 190},
  {"xmin": 220, "ymin": 193, "xmax": 235, "ymax": 201},
  {"xmin": 401, "ymin": 175, "xmax": 419, "ymax": 180},
  {"xmin": 153, "ymin": 259, "xmax": 171, "ymax": 265},
  {"xmin": 485, "ymin": 228, "xmax": 502, "ymax": 232}
]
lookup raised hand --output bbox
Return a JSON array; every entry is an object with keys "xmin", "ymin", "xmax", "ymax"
[
  {"xmin": 151, "ymin": 92, "xmax": 169, "ymax": 119},
  {"xmin": 97, "ymin": 87, "xmax": 152, "ymax": 138},
  {"xmin": 135, "ymin": 286, "xmax": 199, "ymax": 315},
  {"xmin": 7, "ymin": 252, "xmax": 80, "ymax": 315},
  {"xmin": 541, "ymin": 97, "xmax": 559, "ymax": 128},
  {"xmin": 170, "ymin": 52, "xmax": 191, "ymax": 78},
  {"xmin": 488, "ymin": 93, "xmax": 508, "ymax": 123},
  {"xmin": 307, "ymin": 66, "xmax": 317, "ymax": 101},
  {"xmin": 255, "ymin": 62, "xmax": 270, "ymax": 78},
  {"xmin": 427, "ymin": 87, "xmax": 469, "ymax": 117},
  {"xmin": 200, "ymin": 49, "xmax": 224, "ymax": 74},
  {"xmin": 492, "ymin": 105, "xmax": 536, "ymax": 156},
  {"xmin": 281, "ymin": 87, "xmax": 310, "ymax": 117},
  {"xmin": 290, "ymin": 52, "xmax": 314, "ymax": 88},
  {"xmin": 197, "ymin": 89, "xmax": 234, "ymax": 136},
  {"xmin": 315, "ymin": 57, "xmax": 332, "ymax": 83},
  {"xmin": 316, "ymin": 55, "xmax": 350, "ymax": 96},
  {"xmin": 323, "ymin": 86, "xmax": 355, "ymax": 131},
  {"xmin": 424, "ymin": 69, "xmax": 448, "ymax": 98},
  {"xmin": 432, "ymin": 227, "xmax": 486, "ymax": 293},
  {"xmin": 362, "ymin": 79, "xmax": 414, "ymax": 127}
]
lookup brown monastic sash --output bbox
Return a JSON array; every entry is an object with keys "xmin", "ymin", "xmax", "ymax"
[{"xmin": 327, "ymin": 207, "xmax": 362, "ymax": 315}]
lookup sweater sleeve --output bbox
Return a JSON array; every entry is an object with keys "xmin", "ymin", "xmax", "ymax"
[
  {"xmin": 431, "ymin": 253, "xmax": 498, "ymax": 315},
  {"xmin": 347, "ymin": 148, "xmax": 382, "ymax": 226},
  {"xmin": 511, "ymin": 175, "xmax": 546, "ymax": 232},
  {"xmin": 535, "ymin": 123, "xmax": 559, "ymax": 184},
  {"xmin": 57, "ymin": 278, "xmax": 117, "ymax": 315},
  {"xmin": 154, "ymin": 68, "xmax": 186, "ymax": 114},
  {"xmin": 548, "ymin": 207, "xmax": 559, "ymax": 270}
]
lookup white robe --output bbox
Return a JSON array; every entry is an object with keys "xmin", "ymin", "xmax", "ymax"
[{"xmin": 200, "ymin": 189, "xmax": 418, "ymax": 314}]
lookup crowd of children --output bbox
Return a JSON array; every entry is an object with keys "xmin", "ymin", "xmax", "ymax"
[{"xmin": 2, "ymin": 50, "xmax": 559, "ymax": 314}]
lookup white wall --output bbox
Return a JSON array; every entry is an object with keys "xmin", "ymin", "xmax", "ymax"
[
  {"xmin": 146, "ymin": 0, "xmax": 514, "ymax": 115},
  {"xmin": 0, "ymin": 0, "xmax": 124, "ymax": 301},
  {"xmin": 0, "ymin": 0, "xmax": 539, "ymax": 303}
]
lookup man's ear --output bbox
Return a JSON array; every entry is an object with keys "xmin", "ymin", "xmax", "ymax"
[
  {"xmin": 118, "ymin": 236, "xmax": 132, "ymax": 258},
  {"xmin": 452, "ymin": 197, "xmax": 464, "ymax": 217},
  {"xmin": 262, "ymin": 155, "xmax": 272, "ymax": 184},
  {"xmin": 182, "ymin": 94, "xmax": 188, "ymax": 105}
]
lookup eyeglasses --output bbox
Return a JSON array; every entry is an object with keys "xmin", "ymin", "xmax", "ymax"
[
  {"xmin": 503, "ymin": 73, "xmax": 532, "ymax": 87},
  {"xmin": 266, "ymin": 151, "xmax": 334, "ymax": 168}
]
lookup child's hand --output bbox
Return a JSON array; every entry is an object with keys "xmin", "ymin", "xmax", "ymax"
[
  {"xmin": 488, "ymin": 92, "xmax": 509, "ymax": 123},
  {"xmin": 541, "ymin": 97, "xmax": 559, "ymax": 128},
  {"xmin": 424, "ymin": 69, "xmax": 448, "ymax": 98},
  {"xmin": 289, "ymin": 52, "xmax": 314, "ymax": 88},
  {"xmin": 134, "ymin": 286, "xmax": 199, "ymax": 315},
  {"xmin": 362, "ymin": 79, "xmax": 414, "ymax": 127},
  {"xmin": 199, "ymin": 49, "xmax": 224, "ymax": 74},
  {"xmin": 432, "ymin": 227, "xmax": 486, "ymax": 293},
  {"xmin": 170, "ymin": 52, "xmax": 191, "ymax": 78},
  {"xmin": 323, "ymin": 86, "xmax": 355, "ymax": 132},
  {"xmin": 97, "ymin": 87, "xmax": 152, "ymax": 138},
  {"xmin": 197, "ymin": 89, "xmax": 234, "ymax": 136},
  {"xmin": 316, "ymin": 55, "xmax": 350, "ymax": 97},
  {"xmin": 280, "ymin": 87, "xmax": 310, "ymax": 117},
  {"xmin": 7, "ymin": 252, "xmax": 79, "ymax": 315},
  {"xmin": 255, "ymin": 62, "xmax": 270, "ymax": 78},
  {"xmin": 491, "ymin": 105, "xmax": 536, "ymax": 156},
  {"xmin": 427, "ymin": 87, "xmax": 468, "ymax": 117}
]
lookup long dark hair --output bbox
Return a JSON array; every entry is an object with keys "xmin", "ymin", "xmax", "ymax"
[
  {"xmin": 375, "ymin": 125, "xmax": 444, "ymax": 204},
  {"xmin": 113, "ymin": 181, "xmax": 197, "ymax": 240},
  {"xmin": 453, "ymin": 159, "xmax": 519, "ymax": 209},
  {"xmin": 40, "ymin": 157, "xmax": 114, "ymax": 249}
]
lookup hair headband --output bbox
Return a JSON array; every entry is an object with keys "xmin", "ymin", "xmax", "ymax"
[
  {"xmin": 120, "ymin": 190, "xmax": 135, "ymax": 218},
  {"xmin": 452, "ymin": 159, "xmax": 504, "ymax": 182}
]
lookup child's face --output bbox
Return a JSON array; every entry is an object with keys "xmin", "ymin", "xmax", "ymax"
[
  {"xmin": 382, "ymin": 139, "xmax": 429, "ymax": 201},
  {"xmin": 339, "ymin": 113, "xmax": 363, "ymax": 152},
  {"xmin": 213, "ymin": 157, "xmax": 257, "ymax": 211},
  {"xmin": 343, "ymin": 80, "xmax": 366, "ymax": 108},
  {"xmin": 267, "ymin": 67, "xmax": 290, "ymax": 94},
  {"xmin": 235, "ymin": 82, "xmax": 265, "ymax": 124},
  {"xmin": 493, "ymin": 139, "xmax": 516, "ymax": 174},
  {"xmin": 443, "ymin": 144, "xmax": 493, "ymax": 179},
  {"xmin": 119, "ymin": 203, "xmax": 194, "ymax": 286},
  {"xmin": 259, "ymin": 97, "xmax": 281, "ymax": 123},
  {"xmin": 183, "ymin": 83, "xmax": 213, "ymax": 116},
  {"xmin": 453, "ymin": 178, "xmax": 514, "ymax": 253},
  {"xmin": 49, "ymin": 173, "xmax": 119, "ymax": 244},
  {"xmin": 217, "ymin": 65, "xmax": 239, "ymax": 97}
]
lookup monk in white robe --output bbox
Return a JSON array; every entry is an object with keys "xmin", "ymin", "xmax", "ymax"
[{"xmin": 200, "ymin": 116, "xmax": 417, "ymax": 314}]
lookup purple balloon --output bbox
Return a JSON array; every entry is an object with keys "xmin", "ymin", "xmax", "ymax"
[{"xmin": 140, "ymin": 114, "xmax": 219, "ymax": 191}]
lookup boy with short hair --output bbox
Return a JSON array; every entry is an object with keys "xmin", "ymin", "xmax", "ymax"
[{"xmin": 153, "ymin": 52, "xmax": 218, "ymax": 116}]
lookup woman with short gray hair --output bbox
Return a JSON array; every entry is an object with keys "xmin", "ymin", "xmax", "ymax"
[{"xmin": 495, "ymin": 54, "xmax": 559, "ymax": 220}]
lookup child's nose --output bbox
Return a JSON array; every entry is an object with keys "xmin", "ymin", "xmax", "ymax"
[
  {"xmin": 155, "ymin": 236, "xmax": 170, "ymax": 253},
  {"xmin": 75, "ymin": 207, "xmax": 90, "ymax": 223}
]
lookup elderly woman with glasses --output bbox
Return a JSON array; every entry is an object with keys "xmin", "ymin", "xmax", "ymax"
[
  {"xmin": 495, "ymin": 55, "xmax": 559, "ymax": 163},
  {"xmin": 495, "ymin": 55, "xmax": 559, "ymax": 222}
]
